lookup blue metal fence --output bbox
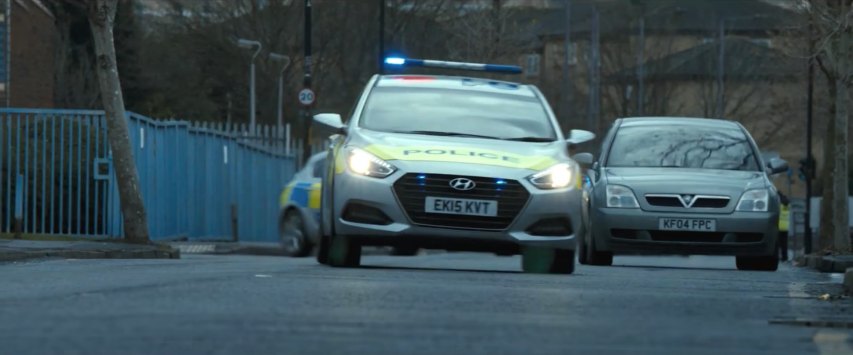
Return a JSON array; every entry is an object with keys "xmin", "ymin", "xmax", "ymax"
[{"xmin": 0, "ymin": 109, "xmax": 299, "ymax": 242}]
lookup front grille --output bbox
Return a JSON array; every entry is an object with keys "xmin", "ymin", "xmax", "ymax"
[
  {"xmin": 392, "ymin": 173, "xmax": 530, "ymax": 230},
  {"xmin": 645, "ymin": 195, "xmax": 730, "ymax": 209}
]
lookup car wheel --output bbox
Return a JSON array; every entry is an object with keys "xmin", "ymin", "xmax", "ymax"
[
  {"xmin": 586, "ymin": 222, "xmax": 613, "ymax": 266},
  {"xmin": 328, "ymin": 235, "xmax": 361, "ymax": 268},
  {"xmin": 390, "ymin": 246, "xmax": 420, "ymax": 256},
  {"xmin": 316, "ymin": 234, "xmax": 331, "ymax": 265},
  {"xmin": 736, "ymin": 255, "xmax": 778, "ymax": 271},
  {"xmin": 578, "ymin": 222, "xmax": 589, "ymax": 265},
  {"xmin": 521, "ymin": 247, "xmax": 575, "ymax": 275},
  {"xmin": 280, "ymin": 211, "xmax": 313, "ymax": 257}
]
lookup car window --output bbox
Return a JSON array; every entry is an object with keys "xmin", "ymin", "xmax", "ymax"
[
  {"xmin": 359, "ymin": 87, "xmax": 556, "ymax": 140},
  {"xmin": 312, "ymin": 157, "xmax": 326, "ymax": 178},
  {"xmin": 606, "ymin": 124, "xmax": 759, "ymax": 171}
]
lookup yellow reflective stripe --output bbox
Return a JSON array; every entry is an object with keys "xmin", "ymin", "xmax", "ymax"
[
  {"xmin": 363, "ymin": 145, "xmax": 556, "ymax": 170},
  {"xmin": 279, "ymin": 182, "xmax": 295, "ymax": 208},
  {"xmin": 309, "ymin": 183, "xmax": 322, "ymax": 209}
]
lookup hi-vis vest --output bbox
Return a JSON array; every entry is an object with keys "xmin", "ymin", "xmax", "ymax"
[{"xmin": 778, "ymin": 205, "xmax": 790, "ymax": 232}]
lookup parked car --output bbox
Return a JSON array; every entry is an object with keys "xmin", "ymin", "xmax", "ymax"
[{"xmin": 579, "ymin": 117, "xmax": 788, "ymax": 271}]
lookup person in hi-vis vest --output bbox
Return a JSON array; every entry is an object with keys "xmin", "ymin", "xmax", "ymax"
[{"xmin": 778, "ymin": 192, "xmax": 790, "ymax": 261}]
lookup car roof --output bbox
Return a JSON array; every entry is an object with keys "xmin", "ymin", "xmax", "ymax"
[
  {"xmin": 618, "ymin": 116, "xmax": 742, "ymax": 129},
  {"xmin": 375, "ymin": 75, "xmax": 537, "ymax": 98}
]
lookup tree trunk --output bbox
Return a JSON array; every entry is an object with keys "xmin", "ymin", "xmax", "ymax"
[
  {"xmin": 87, "ymin": 0, "xmax": 150, "ymax": 244},
  {"xmin": 819, "ymin": 81, "xmax": 836, "ymax": 252},
  {"xmin": 830, "ymin": 78, "xmax": 850, "ymax": 253}
]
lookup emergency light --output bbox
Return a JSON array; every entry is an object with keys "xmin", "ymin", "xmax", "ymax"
[{"xmin": 384, "ymin": 57, "xmax": 522, "ymax": 74}]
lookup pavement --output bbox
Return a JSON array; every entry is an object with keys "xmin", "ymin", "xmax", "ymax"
[
  {"xmin": 0, "ymin": 253, "xmax": 851, "ymax": 355},
  {"xmin": 0, "ymin": 239, "xmax": 179, "ymax": 262}
]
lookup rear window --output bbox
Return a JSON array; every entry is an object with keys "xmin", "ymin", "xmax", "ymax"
[
  {"xmin": 606, "ymin": 124, "xmax": 760, "ymax": 171},
  {"xmin": 358, "ymin": 87, "xmax": 556, "ymax": 140}
]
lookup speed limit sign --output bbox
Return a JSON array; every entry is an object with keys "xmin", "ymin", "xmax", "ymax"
[{"xmin": 298, "ymin": 88, "xmax": 316, "ymax": 106}]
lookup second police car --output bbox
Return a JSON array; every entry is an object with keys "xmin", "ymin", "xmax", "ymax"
[{"xmin": 312, "ymin": 58, "xmax": 594, "ymax": 274}]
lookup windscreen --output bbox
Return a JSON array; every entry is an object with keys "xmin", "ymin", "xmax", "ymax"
[
  {"xmin": 606, "ymin": 124, "xmax": 760, "ymax": 171},
  {"xmin": 358, "ymin": 87, "xmax": 557, "ymax": 141}
]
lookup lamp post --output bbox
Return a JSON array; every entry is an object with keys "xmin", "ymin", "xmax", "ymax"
[
  {"xmin": 237, "ymin": 39, "xmax": 262, "ymax": 133},
  {"xmin": 269, "ymin": 53, "xmax": 291, "ymax": 131},
  {"xmin": 716, "ymin": 14, "xmax": 766, "ymax": 118}
]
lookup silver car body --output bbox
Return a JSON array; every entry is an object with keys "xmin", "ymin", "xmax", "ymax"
[
  {"xmin": 320, "ymin": 75, "xmax": 587, "ymax": 254},
  {"xmin": 584, "ymin": 117, "xmax": 780, "ymax": 257}
]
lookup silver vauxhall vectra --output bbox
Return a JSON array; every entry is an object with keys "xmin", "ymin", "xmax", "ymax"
[{"xmin": 579, "ymin": 117, "xmax": 789, "ymax": 271}]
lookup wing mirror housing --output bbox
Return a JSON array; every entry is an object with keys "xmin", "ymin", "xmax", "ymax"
[
  {"xmin": 766, "ymin": 158, "xmax": 789, "ymax": 175},
  {"xmin": 313, "ymin": 113, "xmax": 347, "ymax": 135},
  {"xmin": 573, "ymin": 152, "xmax": 594, "ymax": 165},
  {"xmin": 566, "ymin": 129, "xmax": 595, "ymax": 145}
]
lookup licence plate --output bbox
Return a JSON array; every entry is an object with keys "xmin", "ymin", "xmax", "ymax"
[
  {"xmin": 424, "ymin": 197, "xmax": 498, "ymax": 217},
  {"xmin": 659, "ymin": 218, "xmax": 716, "ymax": 232}
]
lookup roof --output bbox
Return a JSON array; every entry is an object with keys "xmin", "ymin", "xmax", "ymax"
[
  {"xmin": 376, "ymin": 75, "xmax": 536, "ymax": 97},
  {"xmin": 619, "ymin": 116, "xmax": 741, "ymax": 129},
  {"xmin": 608, "ymin": 37, "xmax": 804, "ymax": 82},
  {"xmin": 518, "ymin": 0, "xmax": 799, "ymax": 38}
]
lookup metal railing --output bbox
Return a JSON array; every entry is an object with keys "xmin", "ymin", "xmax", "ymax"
[{"xmin": 0, "ymin": 109, "xmax": 303, "ymax": 242}]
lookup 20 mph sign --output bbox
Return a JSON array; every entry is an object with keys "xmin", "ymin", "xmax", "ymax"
[{"xmin": 298, "ymin": 88, "xmax": 316, "ymax": 106}]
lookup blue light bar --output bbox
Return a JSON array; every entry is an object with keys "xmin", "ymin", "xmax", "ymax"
[
  {"xmin": 383, "ymin": 57, "xmax": 522, "ymax": 74},
  {"xmin": 385, "ymin": 57, "xmax": 406, "ymax": 65}
]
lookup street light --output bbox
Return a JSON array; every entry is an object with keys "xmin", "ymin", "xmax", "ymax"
[
  {"xmin": 636, "ymin": 6, "xmax": 684, "ymax": 116},
  {"xmin": 716, "ymin": 14, "xmax": 767, "ymax": 118},
  {"xmin": 237, "ymin": 38, "xmax": 262, "ymax": 133},
  {"xmin": 269, "ymin": 53, "xmax": 291, "ymax": 131}
]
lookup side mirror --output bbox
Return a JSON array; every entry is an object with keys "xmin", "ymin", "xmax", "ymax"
[
  {"xmin": 573, "ymin": 152, "xmax": 594, "ymax": 165},
  {"xmin": 767, "ymin": 158, "xmax": 789, "ymax": 175},
  {"xmin": 566, "ymin": 129, "xmax": 595, "ymax": 145},
  {"xmin": 313, "ymin": 113, "xmax": 346, "ymax": 134}
]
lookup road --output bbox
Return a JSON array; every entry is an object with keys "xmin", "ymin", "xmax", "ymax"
[{"xmin": 1, "ymin": 253, "xmax": 850, "ymax": 355}]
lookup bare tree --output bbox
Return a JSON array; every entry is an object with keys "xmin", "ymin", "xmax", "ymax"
[
  {"xmin": 804, "ymin": 0, "xmax": 853, "ymax": 253},
  {"xmin": 78, "ymin": 0, "xmax": 150, "ymax": 243}
]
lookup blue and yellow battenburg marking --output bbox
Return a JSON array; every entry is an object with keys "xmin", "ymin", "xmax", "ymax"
[{"xmin": 280, "ymin": 181, "xmax": 322, "ymax": 210}]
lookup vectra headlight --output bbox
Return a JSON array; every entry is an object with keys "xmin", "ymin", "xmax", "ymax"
[
  {"xmin": 347, "ymin": 147, "xmax": 396, "ymax": 178},
  {"xmin": 606, "ymin": 185, "xmax": 639, "ymax": 208},
  {"xmin": 528, "ymin": 163, "xmax": 576, "ymax": 189},
  {"xmin": 736, "ymin": 189, "xmax": 769, "ymax": 212}
]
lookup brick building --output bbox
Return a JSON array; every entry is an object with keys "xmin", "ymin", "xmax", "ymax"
[{"xmin": 1, "ymin": 0, "xmax": 56, "ymax": 108}]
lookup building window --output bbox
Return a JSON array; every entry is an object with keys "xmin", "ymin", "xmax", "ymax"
[{"xmin": 526, "ymin": 54, "xmax": 541, "ymax": 77}]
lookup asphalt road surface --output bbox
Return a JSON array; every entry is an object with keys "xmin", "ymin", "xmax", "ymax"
[{"xmin": 1, "ymin": 253, "xmax": 851, "ymax": 355}]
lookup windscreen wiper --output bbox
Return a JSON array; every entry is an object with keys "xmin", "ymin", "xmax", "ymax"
[
  {"xmin": 503, "ymin": 136, "xmax": 555, "ymax": 142},
  {"xmin": 393, "ymin": 130, "xmax": 501, "ymax": 140}
]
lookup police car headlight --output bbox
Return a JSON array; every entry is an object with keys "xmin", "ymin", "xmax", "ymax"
[
  {"xmin": 736, "ymin": 189, "xmax": 769, "ymax": 212},
  {"xmin": 347, "ymin": 147, "xmax": 396, "ymax": 178},
  {"xmin": 528, "ymin": 163, "xmax": 575, "ymax": 189}
]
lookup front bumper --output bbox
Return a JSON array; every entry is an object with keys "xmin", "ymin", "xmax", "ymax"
[
  {"xmin": 591, "ymin": 207, "xmax": 778, "ymax": 256},
  {"xmin": 333, "ymin": 162, "xmax": 582, "ymax": 252}
]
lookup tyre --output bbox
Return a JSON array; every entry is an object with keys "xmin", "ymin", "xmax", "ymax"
[
  {"xmin": 736, "ymin": 255, "xmax": 778, "ymax": 271},
  {"xmin": 279, "ymin": 211, "xmax": 313, "ymax": 257},
  {"xmin": 316, "ymin": 234, "xmax": 330, "ymax": 265},
  {"xmin": 578, "ymin": 223, "xmax": 589, "ymax": 265},
  {"xmin": 328, "ymin": 235, "xmax": 362, "ymax": 267},
  {"xmin": 521, "ymin": 247, "xmax": 575, "ymax": 274},
  {"xmin": 585, "ymin": 222, "xmax": 613, "ymax": 266},
  {"xmin": 390, "ymin": 246, "xmax": 420, "ymax": 256}
]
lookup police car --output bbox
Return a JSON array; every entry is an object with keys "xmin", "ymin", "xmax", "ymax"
[
  {"xmin": 312, "ymin": 58, "xmax": 594, "ymax": 274},
  {"xmin": 278, "ymin": 152, "xmax": 326, "ymax": 257}
]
